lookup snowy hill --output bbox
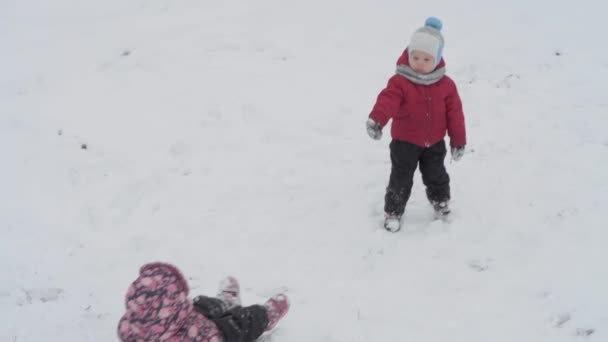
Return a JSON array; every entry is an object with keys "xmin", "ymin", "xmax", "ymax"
[{"xmin": 2, "ymin": 0, "xmax": 607, "ymax": 341}]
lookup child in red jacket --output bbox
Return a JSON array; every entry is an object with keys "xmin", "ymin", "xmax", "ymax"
[
  {"xmin": 117, "ymin": 262, "xmax": 289, "ymax": 342},
  {"xmin": 366, "ymin": 17, "xmax": 466, "ymax": 232}
]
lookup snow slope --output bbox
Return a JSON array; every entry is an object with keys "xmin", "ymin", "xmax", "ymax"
[{"xmin": 2, "ymin": 0, "xmax": 607, "ymax": 340}]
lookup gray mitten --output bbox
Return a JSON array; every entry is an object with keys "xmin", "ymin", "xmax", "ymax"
[
  {"xmin": 366, "ymin": 118, "xmax": 382, "ymax": 140},
  {"xmin": 451, "ymin": 145, "xmax": 465, "ymax": 161}
]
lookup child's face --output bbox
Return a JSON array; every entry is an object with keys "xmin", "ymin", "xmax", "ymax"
[{"xmin": 409, "ymin": 50, "xmax": 436, "ymax": 74}]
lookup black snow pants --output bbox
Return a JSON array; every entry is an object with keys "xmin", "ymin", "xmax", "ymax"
[
  {"xmin": 384, "ymin": 139, "xmax": 450, "ymax": 216},
  {"xmin": 193, "ymin": 296, "xmax": 269, "ymax": 342}
]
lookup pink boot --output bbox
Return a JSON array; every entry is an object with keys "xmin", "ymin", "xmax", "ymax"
[
  {"xmin": 217, "ymin": 276, "xmax": 241, "ymax": 309},
  {"xmin": 264, "ymin": 293, "xmax": 290, "ymax": 331}
]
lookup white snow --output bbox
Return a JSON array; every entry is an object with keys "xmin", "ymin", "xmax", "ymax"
[{"xmin": 2, "ymin": 0, "xmax": 608, "ymax": 341}]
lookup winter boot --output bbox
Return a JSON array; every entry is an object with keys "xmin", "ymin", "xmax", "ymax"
[
  {"xmin": 432, "ymin": 201, "xmax": 451, "ymax": 216},
  {"xmin": 384, "ymin": 213, "xmax": 402, "ymax": 232},
  {"xmin": 264, "ymin": 293, "xmax": 290, "ymax": 331},
  {"xmin": 217, "ymin": 276, "xmax": 241, "ymax": 309}
]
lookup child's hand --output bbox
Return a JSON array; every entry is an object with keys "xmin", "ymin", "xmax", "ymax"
[
  {"xmin": 366, "ymin": 118, "xmax": 382, "ymax": 140},
  {"xmin": 451, "ymin": 145, "xmax": 465, "ymax": 161}
]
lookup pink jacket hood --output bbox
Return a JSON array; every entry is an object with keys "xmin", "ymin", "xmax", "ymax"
[{"xmin": 117, "ymin": 263, "xmax": 222, "ymax": 341}]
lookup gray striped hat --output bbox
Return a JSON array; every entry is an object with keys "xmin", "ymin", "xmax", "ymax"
[{"xmin": 408, "ymin": 17, "xmax": 444, "ymax": 67}]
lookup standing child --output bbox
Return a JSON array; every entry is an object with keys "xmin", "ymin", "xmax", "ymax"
[
  {"xmin": 117, "ymin": 262, "xmax": 290, "ymax": 342},
  {"xmin": 366, "ymin": 17, "xmax": 466, "ymax": 232}
]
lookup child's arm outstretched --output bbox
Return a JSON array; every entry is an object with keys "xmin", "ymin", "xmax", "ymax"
[{"xmin": 367, "ymin": 76, "xmax": 404, "ymax": 139}]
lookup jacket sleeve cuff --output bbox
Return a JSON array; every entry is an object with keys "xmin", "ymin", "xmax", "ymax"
[{"xmin": 369, "ymin": 112, "xmax": 388, "ymax": 128}]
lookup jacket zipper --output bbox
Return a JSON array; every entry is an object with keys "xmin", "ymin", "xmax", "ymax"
[{"xmin": 425, "ymin": 87, "xmax": 432, "ymax": 147}]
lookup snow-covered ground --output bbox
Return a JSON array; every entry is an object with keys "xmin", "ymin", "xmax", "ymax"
[{"xmin": 2, "ymin": 0, "xmax": 607, "ymax": 340}]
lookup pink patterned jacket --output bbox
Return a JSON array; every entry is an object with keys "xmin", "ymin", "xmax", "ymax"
[{"xmin": 117, "ymin": 263, "xmax": 223, "ymax": 342}]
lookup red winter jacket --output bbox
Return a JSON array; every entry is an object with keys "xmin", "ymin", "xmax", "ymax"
[{"xmin": 369, "ymin": 50, "xmax": 466, "ymax": 147}]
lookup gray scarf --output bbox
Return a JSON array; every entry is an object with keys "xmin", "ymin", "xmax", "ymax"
[{"xmin": 395, "ymin": 64, "xmax": 445, "ymax": 85}]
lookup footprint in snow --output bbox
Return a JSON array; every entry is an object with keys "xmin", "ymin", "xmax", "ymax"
[
  {"xmin": 18, "ymin": 288, "xmax": 64, "ymax": 305},
  {"xmin": 468, "ymin": 258, "xmax": 492, "ymax": 272}
]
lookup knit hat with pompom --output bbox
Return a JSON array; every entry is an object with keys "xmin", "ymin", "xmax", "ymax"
[{"xmin": 408, "ymin": 17, "xmax": 445, "ymax": 67}]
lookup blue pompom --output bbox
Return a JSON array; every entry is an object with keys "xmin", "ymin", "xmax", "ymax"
[{"xmin": 425, "ymin": 17, "xmax": 443, "ymax": 31}]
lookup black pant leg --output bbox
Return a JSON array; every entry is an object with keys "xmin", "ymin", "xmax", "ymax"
[
  {"xmin": 209, "ymin": 305, "xmax": 269, "ymax": 342},
  {"xmin": 419, "ymin": 140, "xmax": 450, "ymax": 203},
  {"xmin": 192, "ymin": 296, "xmax": 230, "ymax": 318},
  {"xmin": 385, "ymin": 140, "xmax": 422, "ymax": 216}
]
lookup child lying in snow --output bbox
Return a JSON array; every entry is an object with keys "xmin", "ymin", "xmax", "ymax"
[{"xmin": 118, "ymin": 262, "xmax": 289, "ymax": 342}]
